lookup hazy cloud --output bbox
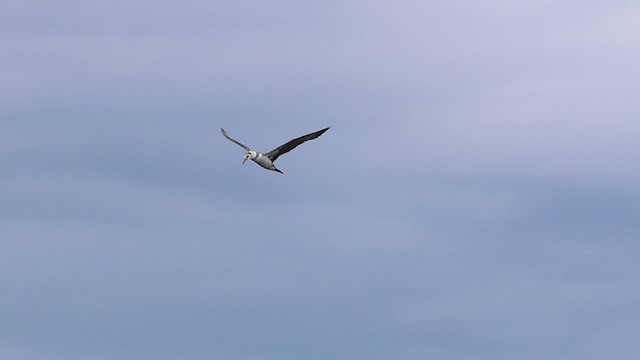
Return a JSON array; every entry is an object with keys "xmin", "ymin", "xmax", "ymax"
[{"xmin": 2, "ymin": 1, "xmax": 639, "ymax": 359}]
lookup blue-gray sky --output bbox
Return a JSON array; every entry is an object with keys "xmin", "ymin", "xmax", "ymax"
[{"xmin": 2, "ymin": 1, "xmax": 640, "ymax": 359}]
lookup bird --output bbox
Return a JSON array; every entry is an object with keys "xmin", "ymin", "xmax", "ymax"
[{"xmin": 221, "ymin": 127, "xmax": 330, "ymax": 174}]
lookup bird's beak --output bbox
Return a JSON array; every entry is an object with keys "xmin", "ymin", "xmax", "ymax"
[{"xmin": 242, "ymin": 156, "xmax": 248, "ymax": 164}]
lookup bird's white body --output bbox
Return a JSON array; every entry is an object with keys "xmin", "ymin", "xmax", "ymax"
[{"xmin": 249, "ymin": 152, "xmax": 278, "ymax": 171}]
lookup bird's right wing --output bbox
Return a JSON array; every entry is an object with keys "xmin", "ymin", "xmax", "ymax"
[
  {"xmin": 221, "ymin": 128, "xmax": 251, "ymax": 151},
  {"xmin": 265, "ymin": 127, "xmax": 330, "ymax": 162}
]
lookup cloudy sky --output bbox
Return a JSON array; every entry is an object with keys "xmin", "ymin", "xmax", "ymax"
[{"xmin": 2, "ymin": 1, "xmax": 640, "ymax": 359}]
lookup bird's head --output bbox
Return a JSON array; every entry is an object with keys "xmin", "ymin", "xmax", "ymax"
[{"xmin": 243, "ymin": 151, "xmax": 256, "ymax": 164}]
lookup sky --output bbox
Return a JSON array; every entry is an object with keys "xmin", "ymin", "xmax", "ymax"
[{"xmin": 2, "ymin": 1, "xmax": 640, "ymax": 359}]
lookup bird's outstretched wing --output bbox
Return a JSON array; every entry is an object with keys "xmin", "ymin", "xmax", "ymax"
[
  {"xmin": 265, "ymin": 127, "xmax": 330, "ymax": 162},
  {"xmin": 221, "ymin": 128, "xmax": 251, "ymax": 151}
]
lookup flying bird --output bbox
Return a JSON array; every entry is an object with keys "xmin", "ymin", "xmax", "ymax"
[{"xmin": 221, "ymin": 127, "xmax": 330, "ymax": 174}]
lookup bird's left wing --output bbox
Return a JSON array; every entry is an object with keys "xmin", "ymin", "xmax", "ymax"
[
  {"xmin": 265, "ymin": 127, "xmax": 330, "ymax": 162},
  {"xmin": 221, "ymin": 128, "xmax": 251, "ymax": 151}
]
